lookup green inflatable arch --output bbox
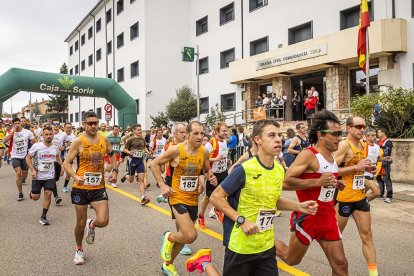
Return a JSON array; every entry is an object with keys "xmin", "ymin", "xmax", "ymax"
[{"xmin": 0, "ymin": 68, "xmax": 137, "ymax": 127}]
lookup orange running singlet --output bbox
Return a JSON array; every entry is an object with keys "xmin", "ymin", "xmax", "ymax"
[
  {"xmin": 73, "ymin": 134, "xmax": 107, "ymax": 190},
  {"xmin": 169, "ymin": 143, "xmax": 204, "ymax": 206}
]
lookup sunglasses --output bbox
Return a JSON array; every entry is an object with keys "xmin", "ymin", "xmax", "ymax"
[
  {"xmin": 351, "ymin": 124, "xmax": 366, "ymax": 130},
  {"xmin": 320, "ymin": 130, "xmax": 343, "ymax": 137},
  {"xmin": 84, "ymin": 121, "xmax": 99, "ymax": 126}
]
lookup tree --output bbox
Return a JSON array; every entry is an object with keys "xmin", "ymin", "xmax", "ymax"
[
  {"xmin": 166, "ymin": 85, "xmax": 197, "ymax": 122},
  {"xmin": 150, "ymin": 112, "xmax": 169, "ymax": 128},
  {"xmin": 33, "ymin": 101, "xmax": 40, "ymax": 116},
  {"xmin": 204, "ymin": 103, "xmax": 226, "ymax": 127},
  {"xmin": 46, "ymin": 63, "xmax": 69, "ymax": 113}
]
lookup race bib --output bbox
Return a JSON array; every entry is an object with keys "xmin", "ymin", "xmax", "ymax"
[
  {"xmin": 353, "ymin": 175, "xmax": 365, "ymax": 190},
  {"xmin": 38, "ymin": 160, "xmax": 54, "ymax": 172},
  {"xmin": 154, "ymin": 144, "xmax": 164, "ymax": 156},
  {"xmin": 112, "ymin": 144, "xmax": 120, "ymax": 151},
  {"xmin": 132, "ymin": 150, "xmax": 143, "ymax": 158},
  {"xmin": 84, "ymin": 172, "xmax": 103, "ymax": 186},
  {"xmin": 256, "ymin": 209, "xmax": 276, "ymax": 232},
  {"xmin": 14, "ymin": 137, "xmax": 25, "ymax": 153},
  {"xmin": 318, "ymin": 186, "xmax": 335, "ymax": 202},
  {"xmin": 179, "ymin": 176, "xmax": 198, "ymax": 192}
]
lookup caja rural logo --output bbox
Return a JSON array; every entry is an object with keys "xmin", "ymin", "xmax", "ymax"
[{"xmin": 39, "ymin": 76, "xmax": 94, "ymax": 94}]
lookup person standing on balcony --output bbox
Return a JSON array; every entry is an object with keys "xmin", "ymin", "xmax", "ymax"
[{"xmin": 292, "ymin": 90, "xmax": 301, "ymax": 121}]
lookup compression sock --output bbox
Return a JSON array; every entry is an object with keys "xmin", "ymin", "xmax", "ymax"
[{"xmin": 368, "ymin": 263, "xmax": 378, "ymax": 276}]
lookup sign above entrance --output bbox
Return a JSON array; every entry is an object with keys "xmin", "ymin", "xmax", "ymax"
[{"xmin": 256, "ymin": 44, "xmax": 328, "ymax": 71}]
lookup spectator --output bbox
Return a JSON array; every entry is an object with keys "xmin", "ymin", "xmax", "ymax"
[
  {"xmin": 373, "ymin": 101, "xmax": 381, "ymax": 125},
  {"xmin": 282, "ymin": 128, "xmax": 296, "ymax": 155},
  {"xmin": 270, "ymin": 93, "xmax": 279, "ymax": 118},
  {"xmin": 237, "ymin": 126, "xmax": 245, "ymax": 157},
  {"xmin": 255, "ymin": 95, "xmax": 263, "ymax": 108},
  {"xmin": 227, "ymin": 128, "xmax": 238, "ymax": 164},
  {"xmin": 292, "ymin": 90, "xmax": 301, "ymax": 121},
  {"xmin": 279, "ymin": 89, "xmax": 288, "ymax": 120},
  {"xmin": 262, "ymin": 93, "xmax": 270, "ymax": 117},
  {"xmin": 311, "ymin": 86, "xmax": 320, "ymax": 110},
  {"xmin": 377, "ymin": 128, "xmax": 393, "ymax": 203},
  {"xmin": 304, "ymin": 90, "xmax": 317, "ymax": 124}
]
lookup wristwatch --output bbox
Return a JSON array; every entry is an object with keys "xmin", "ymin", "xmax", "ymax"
[{"xmin": 236, "ymin": 216, "xmax": 245, "ymax": 227}]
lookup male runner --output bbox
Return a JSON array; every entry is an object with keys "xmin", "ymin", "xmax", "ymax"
[
  {"xmin": 275, "ymin": 110, "xmax": 348, "ymax": 276},
  {"xmin": 63, "ymin": 111, "xmax": 118, "ymax": 265},
  {"xmin": 26, "ymin": 126, "xmax": 63, "ymax": 225},
  {"xmin": 364, "ymin": 128, "xmax": 384, "ymax": 201},
  {"xmin": 33, "ymin": 122, "xmax": 42, "ymax": 139},
  {"xmin": 0, "ymin": 120, "xmax": 6, "ymax": 169},
  {"xmin": 149, "ymin": 128, "xmax": 167, "ymax": 170},
  {"xmin": 106, "ymin": 125, "xmax": 122, "ymax": 188},
  {"xmin": 3, "ymin": 117, "xmax": 36, "ymax": 201},
  {"xmin": 62, "ymin": 122, "xmax": 77, "ymax": 192},
  {"xmin": 334, "ymin": 116, "xmax": 378, "ymax": 276},
  {"xmin": 151, "ymin": 121, "xmax": 217, "ymax": 276},
  {"xmin": 122, "ymin": 124, "xmax": 150, "ymax": 205},
  {"xmin": 197, "ymin": 122, "xmax": 229, "ymax": 229},
  {"xmin": 210, "ymin": 119, "xmax": 318, "ymax": 276},
  {"xmin": 284, "ymin": 123, "xmax": 309, "ymax": 167},
  {"xmin": 50, "ymin": 124, "xmax": 67, "ymax": 204}
]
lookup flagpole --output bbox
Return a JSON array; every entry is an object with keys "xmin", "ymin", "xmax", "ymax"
[{"xmin": 365, "ymin": 28, "xmax": 370, "ymax": 95}]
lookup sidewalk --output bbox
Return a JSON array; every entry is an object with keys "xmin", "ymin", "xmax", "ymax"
[{"xmin": 392, "ymin": 182, "xmax": 414, "ymax": 203}]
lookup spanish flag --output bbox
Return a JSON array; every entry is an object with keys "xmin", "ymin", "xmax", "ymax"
[{"xmin": 358, "ymin": 0, "xmax": 370, "ymax": 74}]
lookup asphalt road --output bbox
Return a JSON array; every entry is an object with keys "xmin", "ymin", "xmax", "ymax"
[{"xmin": 1, "ymin": 162, "xmax": 413, "ymax": 276}]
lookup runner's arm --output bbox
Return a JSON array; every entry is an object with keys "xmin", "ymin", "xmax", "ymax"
[
  {"xmin": 2, "ymin": 132, "xmax": 12, "ymax": 144},
  {"xmin": 276, "ymin": 197, "xmax": 317, "ymax": 215},
  {"xmin": 228, "ymin": 152, "xmax": 248, "ymax": 173},
  {"xmin": 25, "ymin": 153, "xmax": 36, "ymax": 174},
  {"xmin": 287, "ymin": 137, "xmax": 300, "ymax": 155},
  {"xmin": 283, "ymin": 150, "xmax": 321, "ymax": 190},
  {"xmin": 335, "ymin": 141, "xmax": 370, "ymax": 176}
]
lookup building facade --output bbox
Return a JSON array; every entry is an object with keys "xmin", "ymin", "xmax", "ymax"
[{"xmin": 66, "ymin": 0, "xmax": 413, "ymax": 128}]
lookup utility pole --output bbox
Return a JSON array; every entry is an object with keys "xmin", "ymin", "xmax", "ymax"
[{"xmin": 196, "ymin": 45, "xmax": 200, "ymax": 121}]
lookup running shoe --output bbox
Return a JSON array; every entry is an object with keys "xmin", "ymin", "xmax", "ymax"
[
  {"xmin": 85, "ymin": 219, "xmax": 95, "ymax": 244},
  {"xmin": 145, "ymin": 183, "xmax": 151, "ymax": 189},
  {"xmin": 161, "ymin": 262, "xmax": 179, "ymax": 276},
  {"xmin": 62, "ymin": 187, "xmax": 69, "ymax": 193},
  {"xmin": 385, "ymin": 198, "xmax": 393, "ymax": 203},
  {"xmin": 197, "ymin": 215, "xmax": 206, "ymax": 230},
  {"xmin": 141, "ymin": 196, "xmax": 150, "ymax": 205},
  {"xmin": 39, "ymin": 217, "xmax": 50, "ymax": 226},
  {"xmin": 55, "ymin": 196, "xmax": 62, "ymax": 205},
  {"xmin": 160, "ymin": 231, "xmax": 174, "ymax": 262},
  {"xmin": 213, "ymin": 208, "xmax": 224, "ymax": 224},
  {"xmin": 157, "ymin": 194, "xmax": 168, "ymax": 204},
  {"xmin": 17, "ymin": 193, "xmax": 24, "ymax": 201},
  {"xmin": 180, "ymin": 244, "xmax": 192, "ymax": 255},
  {"xmin": 186, "ymin": 248, "xmax": 212, "ymax": 273},
  {"xmin": 111, "ymin": 183, "xmax": 118, "ymax": 188},
  {"xmin": 74, "ymin": 249, "xmax": 85, "ymax": 265},
  {"xmin": 208, "ymin": 208, "xmax": 216, "ymax": 219},
  {"xmin": 120, "ymin": 175, "xmax": 127, "ymax": 183}
]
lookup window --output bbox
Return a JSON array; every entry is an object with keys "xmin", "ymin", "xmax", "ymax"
[
  {"xmin": 220, "ymin": 2, "xmax": 234, "ymax": 25},
  {"xmin": 340, "ymin": 2, "xmax": 373, "ymax": 30},
  {"xmin": 196, "ymin": 16, "xmax": 208, "ymax": 36},
  {"xmin": 249, "ymin": 0, "xmax": 268, "ymax": 12},
  {"xmin": 117, "ymin": 0, "xmax": 124, "ymax": 14},
  {"xmin": 350, "ymin": 66, "xmax": 379, "ymax": 98},
  {"xmin": 107, "ymin": 40, "xmax": 112, "ymax": 54},
  {"xmin": 96, "ymin": 48, "xmax": 102, "ymax": 61},
  {"xmin": 200, "ymin": 97, "xmax": 209, "ymax": 114},
  {"xmin": 117, "ymin": 67, "xmax": 124, "ymax": 82},
  {"xmin": 75, "ymin": 112, "xmax": 79, "ymax": 122},
  {"xmin": 288, "ymin": 21, "xmax": 313, "ymax": 45},
  {"xmin": 130, "ymin": 61, "xmax": 139, "ymax": 78},
  {"xmin": 70, "ymin": 113, "xmax": 73, "ymax": 122},
  {"xmin": 131, "ymin": 0, "xmax": 136, "ymax": 3},
  {"xmin": 220, "ymin": 48, "xmax": 235, "ymax": 69},
  {"xmin": 69, "ymin": 46, "xmax": 73, "ymax": 56},
  {"xmin": 106, "ymin": 9, "xmax": 112, "ymax": 24},
  {"xmin": 130, "ymin": 22, "xmax": 139, "ymax": 40},
  {"xmin": 75, "ymin": 40, "xmax": 79, "ymax": 51},
  {"xmin": 117, "ymin": 32, "xmax": 124, "ymax": 48},
  {"xmin": 81, "ymin": 60, "xmax": 85, "ymax": 71},
  {"xmin": 88, "ymin": 26, "xmax": 93, "ymax": 39},
  {"xmin": 96, "ymin": 18, "xmax": 101, "ymax": 32},
  {"xmin": 250, "ymin": 36, "xmax": 268, "ymax": 56},
  {"xmin": 221, "ymin": 93, "xmax": 236, "ymax": 111},
  {"xmin": 70, "ymin": 95, "xmax": 73, "ymax": 101},
  {"xmin": 199, "ymin": 57, "xmax": 209, "ymax": 74},
  {"xmin": 81, "ymin": 34, "xmax": 85, "ymax": 45},
  {"xmin": 75, "ymin": 65, "xmax": 79, "ymax": 74},
  {"xmin": 108, "ymin": 72, "xmax": 112, "ymax": 79},
  {"xmin": 135, "ymin": 99, "xmax": 139, "ymax": 114},
  {"xmin": 69, "ymin": 69, "xmax": 73, "ymax": 75},
  {"xmin": 97, "ymin": 107, "xmax": 102, "ymax": 119},
  {"xmin": 88, "ymin": 54, "xmax": 93, "ymax": 66}
]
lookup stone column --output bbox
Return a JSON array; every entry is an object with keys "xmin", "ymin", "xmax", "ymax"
[
  {"xmin": 272, "ymin": 76, "xmax": 292, "ymax": 120},
  {"xmin": 326, "ymin": 65, "xmax": 349, "ymax": 112}
]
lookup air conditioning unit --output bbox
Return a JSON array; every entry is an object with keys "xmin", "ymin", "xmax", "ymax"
[{"xmin": 239, "ymin": 83, "xmax": 246, "ymax": 91}]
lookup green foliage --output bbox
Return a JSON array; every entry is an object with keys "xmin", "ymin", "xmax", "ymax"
[
  {"xmin": 47, "ymin": 63, "xmax": 69, "ymax": 113},
  {"xmin": 351, "ymin": 87, "xmax": 414, "ymax": 138},
  {"xmin": 166, "ymin": 85, "xmax": 197, "ymax": 123},
  {"xmin": 204, "ymin": 103, "xmax": 226, "ymax": 127},
  {"xmin": 150, "ymin": 112, "xmax": 169, "ymax": 128}
]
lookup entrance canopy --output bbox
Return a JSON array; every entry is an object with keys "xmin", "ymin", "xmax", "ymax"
[{"xmin": 0, "ymin": 68, "xmax": 137, "ymax": 127}]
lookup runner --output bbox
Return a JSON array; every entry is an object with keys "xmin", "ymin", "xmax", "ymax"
[
  {"xmin": 33, "ymin": 122, "xmax": 42, "ymax": 139},
  {"xmin": 151, "ymin": 121, "xmax": 217, "ymax": 276},
  {"xmin": 122, "ymin": 124, "xmax": 150, "ymax": 205},
  {"xmin": 334, "ymin": 116, "xmax": 379, "ymax": 276},
  {"xmin": 149, "ymin": 128, "xmax": 167, "ymax": 171},
  {"xmin": 197, "ymin": 122, "xmax": 229, "ymax": 229},
  {"xmin": 0, "ymin": 120, "xmax": 6, "ymax": 169},
  {"xmin": 50, "ymin": 124, "xmax": 67, "ymax": 204},
  {"xmin": 284, "ymin": 123, "xmax": 309, "ymax": 167},
  {"xmin": 63, "ymin": 111, "xmax": 118, "ymax": 265},
  {"xmin": 210, "ymin": 119, "xmax": 318, "ymax": 276},
  {"xmin": 3, "ymin": 117, "xmax": 36, "ymax": 201},
  {"xmin": 106, "ymin": 125, "xmax": 122, "ymax": 188},
  {"xmin": 62, "ymin": 122, "xmax": 77, "ymax": 193},
  {"xmin": 363, "ymin": 128, "xmax": 384, "ymax": 202},
  {"xmin": 26, "ymin": 126, "xmax": 63, "ymax": 225},
  {"xmin": 275, "ymin": 110, "xmax": 348, "ymax": 275}
]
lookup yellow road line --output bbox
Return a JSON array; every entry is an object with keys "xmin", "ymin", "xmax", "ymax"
[{"xmin": 105, "ymin": 184, "xmax": 310, "ymax": 276}]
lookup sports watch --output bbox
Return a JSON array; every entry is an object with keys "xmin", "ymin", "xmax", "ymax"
[{"xmin": 236, "ymin": 216, "xmax": 245, "ymax": 227}]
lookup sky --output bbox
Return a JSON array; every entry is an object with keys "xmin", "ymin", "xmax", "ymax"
[{"xmin": 0, "ymin": 0, "xmax": 98, "ymax": 115}]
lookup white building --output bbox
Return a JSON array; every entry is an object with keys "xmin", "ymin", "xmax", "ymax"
[{"xmin": 66, "ymin": 0, "xmax": 413, "ymax": 128}]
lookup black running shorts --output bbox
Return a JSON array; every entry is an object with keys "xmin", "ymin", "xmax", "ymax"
[
  {"xmin": 337, "ymin": 197, "xmax": 370, "ymax": 217},
  {"xmin": 31, "ymin": 179, "xmax": 55, "ymax": 194},
  {"xmin": 71, "ymin": 187, "xmax": 108, "ymax": 205}
]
